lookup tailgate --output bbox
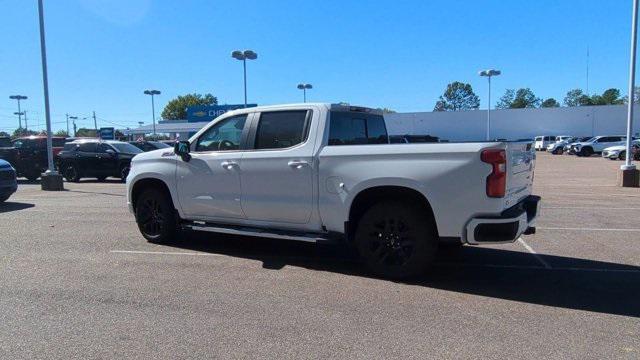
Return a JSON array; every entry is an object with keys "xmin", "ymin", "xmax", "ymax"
[{"xmin": 504, "ymin": 142, "xmax": 535, "ymax": 206}]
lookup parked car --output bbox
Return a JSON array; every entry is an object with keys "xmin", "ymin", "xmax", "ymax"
[
  {"xmin": 547, "ymin": 137, "xmax": 578, "ymax": 155},
  {"xmin": 534, "ymin": 135, "xmax": 556, "ymax": 151},
  {"xmin": 570, "ymin": 135, "xmax": 627, "ymax": 157},
  {"xmin": 11, "ymin": 136, "xmax": 67, "ymax": 181},
  {"xmin": 56, "ymin": 139, "xmax": 143, "ymax": 182},
  {"xmin": 563, "ymin": 136, "xmax": 593, "ymax": 154},
  {"xmin": 128, "ymin": 140, "xmax": 171, "ymax": 152},
  {"xmin": 127, "ymin": 103, "xmax": 540, "ymax": 279},
  {"xmin": 0, "ymin": 137, "xmax": 17, "ymax": 168},
  {"xmin": 602, "ymin": 140, "xmax": 640, "ymax": 160},
  {"xmin": 0, "ymin": 159, "xmax": 18, "ymax": 203}
]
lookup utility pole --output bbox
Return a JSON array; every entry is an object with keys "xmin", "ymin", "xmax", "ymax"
[
  {"xmin": 93, "ymin": 110, "xmax": 97, "ymax": 131},
  {"xmin": 65, "ymin": 113, "xmax": 70, "ymax": 135},
  {"xmin": 23, "ymin": 111, "xmax": 28, "ymax": 131}
]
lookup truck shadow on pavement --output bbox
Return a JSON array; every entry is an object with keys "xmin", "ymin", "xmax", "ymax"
[
  {"xmin": 164, "ymin": 233, "xmax": 640, "ymax": 318},
  {"xmin": 0, "ymin": 201, "xmax": 34, "ymax": 213}
]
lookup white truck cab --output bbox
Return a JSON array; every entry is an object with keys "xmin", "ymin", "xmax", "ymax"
[{"xmin": 127, "ymin": 103, "xmax": 540, "ymax": 278}]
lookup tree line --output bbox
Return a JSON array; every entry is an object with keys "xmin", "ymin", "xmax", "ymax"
[{"xmin": 433, "ymin": 81, "xmax": 636, "ymax": 112}]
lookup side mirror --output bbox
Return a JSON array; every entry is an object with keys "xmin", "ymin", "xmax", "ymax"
[
  {"xmin": 174, "ymin": 141, "xmax": 191, "ymax": 162},
  {"xmin": 105, "ymin": 149, "xmax": 116, "ymax": 156}
]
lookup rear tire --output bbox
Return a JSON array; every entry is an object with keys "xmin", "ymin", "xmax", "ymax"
[
  {"xmin": 135, "ymin": 187, "xmax": 178, "ymax": 243},
  {"xmin": 354, "ymin": 201, "xmax": 437, "ymax": 279}
]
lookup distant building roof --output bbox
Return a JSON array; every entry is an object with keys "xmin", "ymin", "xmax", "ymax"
[{"xmin": 124, "ymin": 121, "xmax": 209, "ymax": 135}]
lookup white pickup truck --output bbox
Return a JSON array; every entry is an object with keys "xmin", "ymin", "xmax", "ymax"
[{"xmin": 127, "ymin": 103, "xmax": 540, "ymax": 278}]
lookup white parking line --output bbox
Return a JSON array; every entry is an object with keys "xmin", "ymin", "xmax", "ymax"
[
  {"xmin": 538, "ymin": 227, "xmax": 640, "ymax": 232},
  {"xmin": 434, "ymin": 263, "xmax": 640, "ymax": 273},
  {"xmin": 517, "ymin": 237, "xmax": 552, "ymax": 269},
  {"xmin": 110, "ymin": 250, "xmax": 225, "ymax": 257},
  {"xmin": 543, "ymin": 207, "xmax": 640, "ymax": 210}
]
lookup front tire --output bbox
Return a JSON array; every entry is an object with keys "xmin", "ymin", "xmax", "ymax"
[
  {"xmin": 354, "ymin": 201, "xmax": 438, "ymax": 279},
  {"xmin": 580, "ymin": 147, "xmax": 593, "ymax": 157},
  {"xmin": 135, "ymin": 188, "xmax": 178, "ymax": 243},
  {"xmin": 63, "ymin": 163, "xmax": 80, "ymax": 182},
  {"xmin": 619, "ymin": 151, "xmax": 627, "ymax": 161}
]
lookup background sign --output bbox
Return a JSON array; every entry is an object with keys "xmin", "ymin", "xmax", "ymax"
[
  {"xmin": 99, "ymin": 127, "xmax": 115, "ymax": 140},
  {"xmin": 186, "ymin": 104, "xmax": 257, "ymax": 123}
]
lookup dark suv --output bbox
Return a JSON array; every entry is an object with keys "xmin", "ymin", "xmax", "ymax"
[
  {"xmin": 11, "ymin": 136, "xmax": 67, "ymax": 181},
  {"xmin": 56, "ymin": 139, "xmax": 143, "ymax": 182},
  {"xmin": 128, "ymin": 140, "xmax": 171, "ymax": 152}
]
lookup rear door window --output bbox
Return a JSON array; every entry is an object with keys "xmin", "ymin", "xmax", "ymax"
[
  {"xmin": 254, "ymin": 110, "xmax": 309, "ymax": 150},
  {"xmin": 78, "ymin": 143, "xmax": 97, "ymax": 153},
  {"xmin": 328, "ymin": 111, "xmax": 388, "ymax": 145}
]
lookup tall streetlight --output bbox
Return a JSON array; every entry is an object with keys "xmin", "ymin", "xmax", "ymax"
[
  {"xmin": 297, "ymin": 83, "xmax": 313, "ymax": 102},
  {"xmin": 9, "ymin": 95, "xmax": 27, "ymax": 129},
  {"xmin": 479, "ymin": 69, "xmax": 501, "ymax": 141},
  {"xmin": 143, "ymin": 90, "xmax": 161, "ymax": 139},
  {"xmin": 231, "ymin": 50, "xmax": 258, "ymax": 107},
  {"xmin": 14, "ymin": 112, "xmax": 26, "ymax": 131},
  {"xmin": 69, "ymin": 116, "xmax": 78, "ymax": 137},
  {"xmin": 37, "ymin": 0, "xmax": 62, "ymax": 190},
  {"xmin": 621, "ymin": 0, "xmax": 640, "ymax": 187}
]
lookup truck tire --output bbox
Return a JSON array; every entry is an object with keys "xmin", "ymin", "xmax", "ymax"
[
  {"xmin": 135, "ymin": 187, "xmax": 178, "ymax": 243},
  {"xmin": 354, "ymin": 201, "xmax": 438, "ymax": 279}
]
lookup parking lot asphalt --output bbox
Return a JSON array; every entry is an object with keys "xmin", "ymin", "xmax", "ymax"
[{"xmin": 1, "ymin": 152, "xmax": 639, "ymax": 359}]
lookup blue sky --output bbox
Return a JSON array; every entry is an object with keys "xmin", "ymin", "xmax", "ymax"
[{"xmin": 0, "ymin": 0, "xmax": 634, "ymax": 132}]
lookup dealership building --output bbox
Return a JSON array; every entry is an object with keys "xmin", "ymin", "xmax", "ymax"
[{"xmin": 125, "ymin": 103, "xmax": 640, "ymax": 141}]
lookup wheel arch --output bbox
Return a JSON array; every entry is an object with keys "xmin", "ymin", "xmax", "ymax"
[
  {"xmin": 130, "ymin": 177, "xmax": 177, "ymax": 214},
  {"xmin": 346, "ymin": 185, "xmax": 438, "ymax": 242}
]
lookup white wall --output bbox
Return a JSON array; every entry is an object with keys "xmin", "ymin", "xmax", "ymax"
[{"xmin": 385, "ymin": 105, "xmax": 640, "ymax": 141}]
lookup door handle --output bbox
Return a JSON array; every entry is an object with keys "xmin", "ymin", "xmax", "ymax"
[
  {"xmin": 221, "ymin": 161, "xmax": 238, "ymax": 170},
  {"xmin": 288, "ymin": 160, "xmax": 309, "ymax": 169}
]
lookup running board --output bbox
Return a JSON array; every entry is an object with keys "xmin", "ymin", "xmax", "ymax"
[{"xmin": 182, "ymin": 221, "xmax": 336, "ymax": 243}]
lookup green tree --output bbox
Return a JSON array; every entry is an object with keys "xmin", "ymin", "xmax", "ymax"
[
  {"xmin": 541, "ymin": 98, "xmax": 560, "ymax": 108},
  {"xmin": 12, "ymin": 127, "xmax": 38, "ymax": 137},
  {"xmin": 377, "ymin": 108, "xmax": 396, "ymax": 113},
  {"xmin": 496, "ymin": 88, "xmax": 541, "ymax": 109},
  {"xmin": 595, "ymin": 88, "xmax": 623, "ymax": 105},
  {"xmin": 161, "ymin": 93, "xmax": 218, "ymax": 120},
  {"xmin": 54, "ymin": 130, "xmax": 69, "ymax": 137},
  {"xmin": 0, "ymin": 131, "xmax": 9, "ymax": 137},
  {"xmin": 623, "ymin": 86, "xmax": 640, "ymax": 104},
  {"xmin": 564, "ymin": 89, "xmax": 591, "ymax": 106},
  {"xmin": 496, "ymin": 89, "xmax": 515, "ymax": 109},
  {"xmin": 433, "ymin": 81, "xmax": 480, "ymax": 111}
]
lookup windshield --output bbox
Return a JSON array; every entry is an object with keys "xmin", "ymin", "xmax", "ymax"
[
  {"xmin": 110, "ymin": 142, "xmax": 143, "ymax": 154},
  {"xmin": 150, "ymin": 141, "xmax": 171, "ymax": 148}
]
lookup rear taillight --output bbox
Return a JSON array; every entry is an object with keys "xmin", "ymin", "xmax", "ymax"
[{"xmin": 481, "ymin": 149, "xmax": 506, "ymax": 198}]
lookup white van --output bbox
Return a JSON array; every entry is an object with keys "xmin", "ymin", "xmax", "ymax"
[{"xmin": 534, "ymin": 136, "xmax": 556, "ymax": 151}]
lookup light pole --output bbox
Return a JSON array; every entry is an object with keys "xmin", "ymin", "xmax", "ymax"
[
  {"xmin": 69, "ymin": 116, "xmax": 78, "ymax": 137},
  {"xmin": 297, "ymin": 83, "xmax": 313, "ymax": 102},
  {"xmin": 621, "ymin": 0, "xmax": 640, "ymax": 187},
  {"xmin": 231, "ymin": 50, "xmax": 258, "ymax": 107},
  {"xmin": 143, "ymin": 90, "xmax": 161, "ymax": 139},
  {"xmin": 37, "ymin": 0, "xmax": 62, "ymax": 190},
  {"xmin": 9, "ymin": 95, "xmax": 27, "ymax": 129},
  {"xmin": 479, "ymin": 69, "xmax": 501, "ymax": 141}
]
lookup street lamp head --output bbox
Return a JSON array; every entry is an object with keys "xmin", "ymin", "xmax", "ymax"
[
  {"xmin": 232, "ymin": 50, "xmax": 245, "ymax": 60},
  {"xmin": 68, "ymin": 116, "xmax": 78, "ymax": 120},
  {"xmin": 243, "ymin": 50, "xmax": 257, "ymax": 60},
  {"xmin": 479, "ymin": 69, "xmax": 501, "ymax": 77},
  {"xmin": 14, "ymin": 112, "xmax": 25, "ymax": 116},
  {"xmin": 144, "ymin": 90, "xmax": 161, "ymax": 95},
  {"xmin": 232, "ymin": 50, "xmax": 257, "ymax": 60},
  {"xmin": 297, "ymin": 83, "xmax": 312, "ymax": 90},
  {"xmin": 9, "ymin": 95, "xmax": 28, "ymax": 100}
]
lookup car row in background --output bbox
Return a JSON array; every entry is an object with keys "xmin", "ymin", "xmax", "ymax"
[
  {"xmin": 540, "ymin": 134, "xmax": 640, "ymax": 160},
  {"xmin": 0, "ymin": 136, "xmax": 170, "ymax": 182}
]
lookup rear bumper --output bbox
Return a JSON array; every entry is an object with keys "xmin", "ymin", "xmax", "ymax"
[{"xmin": 464, "ymin": 195, "xmax": 541, "ymax": 245}]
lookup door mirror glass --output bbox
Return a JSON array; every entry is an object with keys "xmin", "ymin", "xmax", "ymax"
[
  {"xmin": 174, "ymin": 141, "xmax": 191, "ymax": 161},
  {"xmin": 105, "ymin": 149, "xmax": 116, "ymax": 155}
]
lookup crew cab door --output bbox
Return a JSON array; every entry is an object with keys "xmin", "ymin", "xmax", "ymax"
[
  {"xmin": 239, "ymin": 110, "xmax": 315, "ymax": 224},
  {"xmin": 176, "ymin": 114, "xmax": 250, "ymax": 220}
]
